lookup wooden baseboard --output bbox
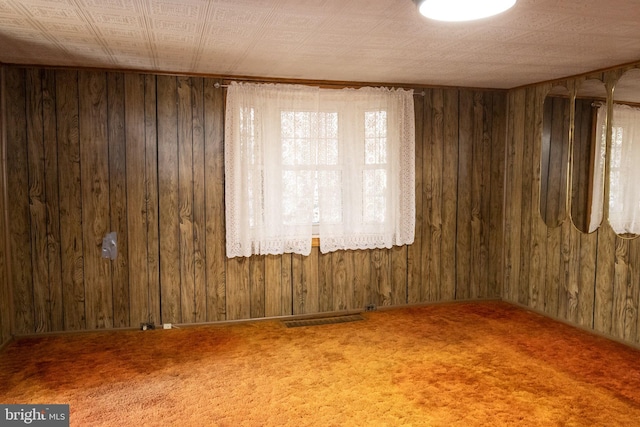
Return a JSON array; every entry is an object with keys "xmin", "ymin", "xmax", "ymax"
[
  {"xmin": 505, "ymin": 300, "xmax": 640, "ymax": 352},
  {"xmin": 7, "ymin": 298, "xmax": 503, "ymax": 339}
]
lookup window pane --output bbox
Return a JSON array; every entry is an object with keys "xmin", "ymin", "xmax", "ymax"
[
  {"xmin": 363, "ymin": 169, "xmax": 386, "ymax": 223},
  {"xmin": 319, "ymin": 170, "xmax": 342, "ymax": 223},
  {"xmin": 281, "ymin": 111, "xmax": 295, "ymax": 138},
  {"xmin": 282, "ymin": 170, "xmax": 314, "ymax": 225},
  {"xmin": 282, "ymin": 111, "xmax": 317, "ymax": 166},
  {"xmin": 282, "ymin": 111, "xmax": 339, "ymax": 225},
  {"xmin": 365, "ymin": 111, "xmax": 387, "ymax": 165},
  {"xmin": 318, "ymin": 112, "xmax": 339, "ymax": 165}
]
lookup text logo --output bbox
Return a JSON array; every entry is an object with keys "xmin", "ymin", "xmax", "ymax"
[{"xmin": 0, "ymin": 405, "xmax": 69, "ymax": 426}]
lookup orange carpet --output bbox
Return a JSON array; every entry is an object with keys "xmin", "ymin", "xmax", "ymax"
[{"xmin": 2, "ymin": 301, "xmax": 640, "ymax": 426}]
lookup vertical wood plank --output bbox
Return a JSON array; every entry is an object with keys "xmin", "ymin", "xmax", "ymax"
[
  {"xmin": 503, "ymin": 90, "xmax": 515, "ymax": 301},
  {"xmin": 470, "ymin": 91, "xmax": 485, "ymax": 299},
  {"xmin": 612, "ymin": 238, "xmax": 629, "ymax": 339},
  {"xmin": 191, "ymin": 77, "xmax": 207, "ymax": 323},
  {"xmin": 125, "ymin": 73, "xmax": 149, "ymax": 326},
  {"xmin": 632, "ymin": 239, "xmax": 640, "ymax": 344},
  {"xmin": 469, "ymin": 91, "xmax": 486, "ymax": 299},
  {"xmin": 344, "ymin": 251, "xmax": 356, "ymax": 309},
  {"xmin": 42, "ymin": 70, "xmax": 63, "ymax": 331},
  {"xmin": 318, "ymin": 251, "xmax": 333, "ymax": 312},
  {"xmin": 504, "ymin": 89, "xmax": 525, "ymax": 303},
  {"xmin": 293, "ymin": 249, "xmax": 318, "ymax": 315},
  {"xmin": 488, "ymin": 92, "xmax": 506, "ymax": 299},
  {"xmin": 478, "ymin": 92, "xmax": 493, "ymax": 298},
  {"xmin": 594, "ymin": 226, "xmax": 615, "ymax": 335},
  {"xmin": 457, "ymin": 90, "xmax": 473, "ymax": 300},
  {"xmin": 371, "ymin": 249, "xmax": 391, "ymax": 307},
  {"xmin": 177, "ymin": 76, "xmax": 195, "ymax": 324},
  {"xmin": 306, "ymin": 249, "xmax": 319, "ymax": 314},
  {"xmin": 429, "ymin": 88, "xmax": 444, "ymax": 302},
  {"xmin": 250, "ymin": 256, "xmax": 265, "ymax": 318},
  {"xmin": 226, "ymin": 257, "xmax": 250, "ymax": 320},
  {"xmin": 353, "ymin": 250, "xmax": 370, "ymax": 309},
  {"xmin": 281, "ymin": 253, "xmax": 293, "ymax": 316},
  {"xmin": 204, "ymin": 79, "xmax": 226, "ymax": 321},
  {"xmin": 56, "ymin": 70, "xmax": 85, "ymax": 331},
  {"xmin": 544, "ymin": 226, "xmax": 561, "ymax": 316},
  {"xmin": 518, "ymin": 88, "xmax": 535, "ymax": 306},
  {"xmin": 26, "ymin": 69, "xmax": 50, "ymax": 333},
  {"xmin": 107, "ymin": 72, "xmax": 129, "ymax": 328},
  {"xmin": 332, "ymin": 250, "xmax": 348, "ymax": 311},
  {"xmin": 390, "ymin": 245, "xmax": 407, "ymax": 305},
  {"xmin": 157, "ymin": 75, "xmax": 181, "ymax": 323},
  {"xmin": 566, "ymin": 225, "xmax": 581, "ymax": 323},
  {"xmin": 577, "ymin": 232, "xmax": 597, "ymax": 328},
  {"xmin": 144, "ymin": 74, "xmax": 161, "ymax": 326},
  {"xmin": 441, "ymin": 89, "xmax": 458, "ymax": 301},
  {"xmin": 529, "ymin": 86, "xmax": 548, "ymax": 311},
  {"xmin": 264, "ymin": 255, "xmax": 282, "ymax": 317},
  {"xmin": 624, "ymin": 239, "xmax": 638, "ymax": 342},
  {"xmin": 292, "ymin": 254, "xmax": 304, "ymax": 315},
  {"xmin": 558, "ymin": 222, "xmax": 573, "ymax": 320},
  {"xmin": 7, "ymin": 67, "xmax": 34, "ymax": 335},
  {"xmin": 407, "ymin": 92, "xmax": 423, "ymax": 304},
  {"xmin": 420, "ymin": 90, "xmax": 432, "ymax": 303},
  {"xmin": 78, "ymin": 70, "xmax": 113, "ymax": 329},
  {"xmin": 0, "ymin": 65, "xmax": 11, "ymax": 343}
]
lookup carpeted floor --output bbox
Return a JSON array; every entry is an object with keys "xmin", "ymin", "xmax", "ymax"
[{"xmin": 2, "ymin": 301, "xmax": 640, "ymax": 426}]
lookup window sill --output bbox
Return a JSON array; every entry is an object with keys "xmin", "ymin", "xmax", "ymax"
[{"xmin": 312, "ymin": 237, "xmax": 320, "ymax": 247}]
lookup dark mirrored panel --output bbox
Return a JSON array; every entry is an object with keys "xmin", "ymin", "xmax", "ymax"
[
  {"xmin": 540, "ymin": 86, "xmax": 571, "ymax": 228},
  {"xmin": 571, "ymin": 79, "xmax": 607, "ymax": 233}
]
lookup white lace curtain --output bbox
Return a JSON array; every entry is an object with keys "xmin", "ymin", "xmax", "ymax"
[
  {"xmin": 225, "ymin": 82, "xmax": 415, "ymax": 258},
  {"xmin": 590, "ymin": 104, "xmax": 640, "ymax": 234}
]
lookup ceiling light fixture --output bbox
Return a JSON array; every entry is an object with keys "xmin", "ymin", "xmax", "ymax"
[{"xmin": 413, "ymin": 0, "xmax": 517, "ymax": 22}]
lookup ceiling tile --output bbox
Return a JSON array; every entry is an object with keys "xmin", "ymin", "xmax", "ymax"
[{"xmin": 1, "ymin": 0, "xmax": 639, "ymax": 88}]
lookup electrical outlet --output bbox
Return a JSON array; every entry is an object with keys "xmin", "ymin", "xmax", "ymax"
[
  {"xmin": 140, "ymin": 322, "xmax": 155, "ymax": 331},
  {"xmin": 163, "ymin": 323, "xmax": 172, "ymax": 330},
  {"xmin": 366, "ymin": 304, "xmax": 376, "ymax": 311}
]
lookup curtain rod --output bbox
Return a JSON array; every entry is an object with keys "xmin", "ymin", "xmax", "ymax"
[{"xmin": 212, "ymin": 81, "xmax": 426, "ymax": 96}]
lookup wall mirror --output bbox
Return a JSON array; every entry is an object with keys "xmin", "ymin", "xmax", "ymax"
[
  {"xmin": 540, "ymin": 85, "xmax": 571, "ymax": 228},
  {"xmin": 609, "ymin": 68, "xmax": 640, "ymax": 238},
  {"xmin": 571, "ymin": 79, "xmax": 607, "ymax": 233}
]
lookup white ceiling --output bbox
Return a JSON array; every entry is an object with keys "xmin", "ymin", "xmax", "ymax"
[{"xmin": 1, "ymin": 0, "xmax": 639, "ymax": 89}]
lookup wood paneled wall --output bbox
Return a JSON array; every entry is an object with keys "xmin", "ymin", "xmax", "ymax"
[
  {"xmin": 0, "ymin": 66, "xmax": 12, "ymax": 347},
  {"xmin": 503, "ymin": 63, "xmax": 640, "ymax": 347},
  {"xmin": 2, "ymin": 65, "xmax": 506, "ymax": 335}
]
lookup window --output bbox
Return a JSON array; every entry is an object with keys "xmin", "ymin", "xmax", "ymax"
[
  {"xmin": 225, "ymin": 83, "xmax": 415, "ymax": 258},
  {"xmin": 590, "ymin": 104, "xmax": 640, "ymax": 235}
]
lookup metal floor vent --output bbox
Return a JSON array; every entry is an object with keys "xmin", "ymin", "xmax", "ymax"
[{"xmin": 283, "ymin": 314, "xmax": 365, "ymax": 328}]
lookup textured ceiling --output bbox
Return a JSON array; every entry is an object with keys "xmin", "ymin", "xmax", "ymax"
[{"xmin": 1, "ymin": 0, "xmax": 640, "ymax": 89}]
